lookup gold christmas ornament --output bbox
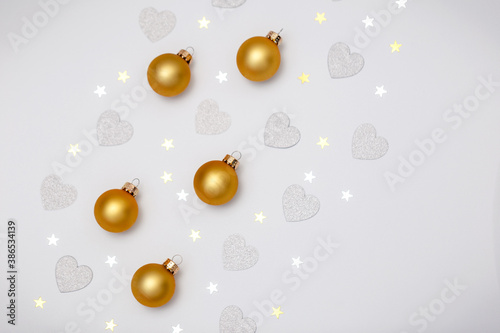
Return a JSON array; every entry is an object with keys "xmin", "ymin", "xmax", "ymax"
[
  {"xmin": 94, "ymin": 179, "xmax": 140, "ymax": 233},
  {"xmin": 147, "ymin": 48, "xmax": 193, "ymax": 97},
  {"xmin": 193, "ymin": 152, "xmax": 241, "ymax": 205},
  {"xmin": 131, "ymin": 256, "xmax": 181, "ymax": 307},
  {"xmin": 236, "ymin": 31, "xmax": 282, "ymax": 81}
]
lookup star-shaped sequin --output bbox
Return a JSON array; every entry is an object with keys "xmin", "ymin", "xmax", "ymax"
[
  {"xmin": 216, "ymin": 71, "xmax": 228, "ymax": 83},
  {"xmin": 189, "ymin": 229, "xmax": 201, "ymax": 242},
  {"xmin": 198, "ymin": 16, "xmax": 210, "ymax": 29},
  {"xmin": 396, "ymin": 0, "xmax": 407, "ymax": 8},
  {"xmin": 271, "ymin": 306, "xmax": 284, "ymax": 319},
  {"xmin": 314, "ymin": 12, "xmax": 327, "ymax": 24},
  {"xmin": 254, "ymin": 212, "xmax": 266, "ymax": 224},
  {"xmin": 68, "ymin": 144, "xmax": 81, "ymax": 156},
  {"xmin": 362, "ymin": 16, "xmax": 374, "ymax": 28},
  {"xmin": 390, "ymin": 40, "xmax": 402, "ymax": 53},
  {"xmin": 298, "ymin": 73, "xmax": 310, "ymax": 84},
  {"xmin": 117, "ymin": 71, "xmax": 130, "ymax": 83},
  {"xmin": 177, "ymin": 189, "xmax": 189, "ymax": 201},
  {"xmin": 47, "ymin": 234, "xmax": 59, "ymax": 246},
  {"xmin": 341, "ymin": 190, "xmax": 353, "ymax": 202},
  {"xmin": 161, "ymin": 139, "xmax": 175, "ymax": 151},
  {"xmin": 292, "ymin": 257, "xmax": 303, "ymax": 268},
  {"xmin": 317, "ymin": 137, "xmax": 330, "ymax": 149},
  {"xmin": 34, "ymin": 297, "xmax": 46, "ymax": 309},
  {"xmin": 375, "ymin": 85, "xmax": 387, "ymax": 97},
  {"xmin": 206, "ymin": 282, "xmax": 218, "ymax": 294},
  {"xmin": 161, "ymin": 172, "xmax": 173, "ymax": 184},
  {"xmin": 105, "ymin": 319, "xmax": 117, "ymax": 331},
  {"xmin": 172, "ymin": 324, "xmax": 183, "ymax": 333},
  {"xmin": 105, "ymin": 256, "xmax": 118, "ymax": 268},
  {"xmin": 94, "ymin": 85, "xmax": 106, "ymax": 98},
  {"xmin": 304, "ymin": 171, "xmax": 316, "ymax": 183}
]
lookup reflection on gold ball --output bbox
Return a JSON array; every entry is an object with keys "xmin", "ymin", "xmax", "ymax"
[
  {"xmin": 236, "ymin": 36, "xmax": 281, "ymax": 81},
  {"xmin": 193, "ymin": 161, "xmax": 238, "ymax": 205},
  {"xmin": 147, "ymin": 53, "xmax": 191, "ymax": 97},
  {"xmin": 131, "ymin": 263, "xmax": 175, "ymax": 307},
  {"xmin": 94, "ymin": 189, "xmax": 138, "ymax": 233}
]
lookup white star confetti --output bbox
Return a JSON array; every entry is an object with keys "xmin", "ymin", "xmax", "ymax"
[
  {"xmin": 206, "ymin": 282, "xmax": 218, "ymax": 294},
  {"xmin": 172, "ymin": 324, "xmax": 183, "ymax": 333},
  {"xmin": 177, "ymin": 189, "xmax": 189, "ymax": 201},
  {"xmin": 94, "ymin": 85, "xmax": 106, "ymax": 98},
  {"xmin": 161, "ymin": 139, "xmax": 174, "ymax": 151},
  {"xmin": 396, "ymin": 0, "xmax": 407, "ymax": 8},
  {"xmin": 292, "ymin": 257, "xmax": 303, "ymax": 268},
  {"xmin": 105, "ymin": 256, "xmax": 118, "ymax": 268},
  {"xmin": 362, "ymin": 16, "xmax": 374, "ymax": 28},
  {"xmin": 216, "ymin": 71, "xmax": 228, "ymax": 83},
  {"xmin": 304, "ymin": 171, "xmax": 316, "ymax": 183},
  {"xmin": 189, "ymin": 229, "xmax": 201, "ymax": 242},
  {"xmin": 47, "ymin": 234, "xmax": 59, "ymax": 246},
  {"xmin": 341, "ymin": 190, "xmax": 353, "ymax": 202},
  {"xmin": 375, "ymin": 85, "xmax": 387, "ymax": 97}
]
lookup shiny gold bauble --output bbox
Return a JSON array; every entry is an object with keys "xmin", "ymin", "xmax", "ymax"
[
  {"xmin": 94, "ymin": 187, "xmax": 138, "ymax": 233},
  {"xmin": 131, "ymin": 262, "xmax": 177, "ymax": 307},
  {"xmin": 194, "ymin": 156, "xmax": 239, "ymax": 206},
  {"xmin": 147, "ymin": 51, "xmax": 191, "ymax": 97},
  {"xmin": 237, "ymin": 36, "xmax": 281, "ymax": 81}
]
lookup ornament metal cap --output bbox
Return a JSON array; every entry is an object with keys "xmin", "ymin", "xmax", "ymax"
[
  {"xmin": 223, "ymin": 153, "xmax": 240, "ymax": 170},
  {"xmin": 163, "ymin": 258, "xmax": 179, "ymax": 275},
  {"xmin": 177, "ymin": 49, "xmax": 192, "ymax": 64},
  {"xmin": 266, "ymin": 31, "xmax": 282, "ymax": 46},
  {"xmin": 121, "ymin": 182, "xmax": 139, "ymax": 197}
]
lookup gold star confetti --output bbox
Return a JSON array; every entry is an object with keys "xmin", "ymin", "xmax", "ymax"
[
  {"xmin": 314, "ymin": 12, "xmax": 326, "ymax": 24},
  {"xmin": 34, "ymin": 297, "xmax": 46, "ymax": 309},
  {"xmin": 161, "ymin": 171, "xmax": 173, "ymax": 184},
  {"xmin": 105, "ymin": 319, "xmax": 117, "ymax": 331},
  {"xmin": 390, "ymin": 40, "xmax": 402, "ymax": 53},
  {"xmin": 254, "ymin": 212, "xmax": 266, "ymax": 224},
  {"xmin": 316, "ymin": 137, "xmax": 330, "ymax": 149},
  {"xmin": 67, "ymin": 144, "xmax": 81, "ymax": 156},
  {"xmin": 198, "ymin": 16, "xmax": 210, "ymax": 29},
  {"xmin": 271, "ymin": 306, "xmax": 284, "ymax": 319},
  {"xmin": 161, "ymin": 139, "xmax": 174, "ymax": 151},
  {"xmin": 189, "ymin": 229, "xmax": 201, "ymax": 242},
  {"xmin": 298, "ymin": 73, "xmax": 310, "ymax": 84},
  {"xmin": 117, "ymin": 71, "xmax": 130, "ymax": 83}
]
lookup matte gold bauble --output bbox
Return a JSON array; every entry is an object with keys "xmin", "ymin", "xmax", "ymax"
[
  {"xmin": 147, "ymin": 49, "xmax": 192, "ymax": 97},
  {"xmin": 193, "ymin": 153, "xmax": 240, "ymax": 205},
  {"xmin": 131, "ymin": 258, "xmax": 180, "ymax": 307},
  {"xmin": 94, "ymin": 180, "xmax": 139, "ymax": 233},
  {"xmin": 236, "ymin": 31, "xmax": 282, "ymax": 81}
]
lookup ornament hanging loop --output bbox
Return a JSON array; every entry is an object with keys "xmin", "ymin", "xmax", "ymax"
[
  {"xmin": 132, "ymin": 178, "xmax": 141, "ymax": 187},
  {"xmin": 185, "ymin": 46, "xmax": 195, "ymax": 56},
  {"xmin": 231, "ymin": 151, "xmax": 242, "ymax": 160},
  {"xmin": 171, "ymin": 254, "xmax": 183, "ymax": 265}
]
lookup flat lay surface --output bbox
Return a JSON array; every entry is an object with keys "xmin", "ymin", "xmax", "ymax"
[{"xmin": 1, "ymin": 0, "xmax": 500, "ymax": 332}]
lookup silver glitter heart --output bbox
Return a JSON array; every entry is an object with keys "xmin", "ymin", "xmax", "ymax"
[
  {"xmin": 223, "ymin": 234, "xmax": 259, "ymax": 271},
  {"xmin": 212, "ymin": 0, "xmax": 246, "ymax": 8},
  {"xmin": 327, "ymin": 42, "xmax": 364, "ymax": 78},
  {"xmin": 139, "ymin": 7, "xmax": 176, "ymax": 43},
  {"xmin": 97, "ymin": 110, "xmax": 134, "ymax": 146},
  {"xmin": 264, "ymin": 112, "xmax": 301, "ymax": 148},
  {"xmin": 40, "ymin": 174, "xmax": 77, "ymax": 210},
  {"xmin": 195, "ymin": 99, "xmax": 231, "ymax": 135},
  {"xmin": 352, "ymin": 123, "xmax": 389, "ymax": 160},
  {"xmin": 220, "ymin": 305, "xmax": 257, "ymax": 333},
  {"xmin": 55, "ymin": 256, "xmax": 93, "ymax": 293},
  {"xmin": 282, "ymin": 184, "xmax": 320, "ymax": 222}
]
